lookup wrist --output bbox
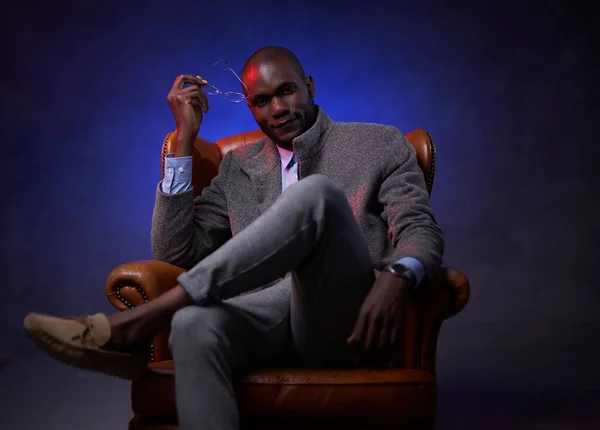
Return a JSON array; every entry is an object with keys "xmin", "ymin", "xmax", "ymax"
[
  {"xmin": 174, "ymin": 135, "xmax": 195, "ymax": 157},
  {"xmin": 384, "ymin": 262, "xmax": 417, "ymax": 290}
]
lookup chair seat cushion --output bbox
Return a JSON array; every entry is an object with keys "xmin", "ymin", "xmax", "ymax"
[{"xmin": 131, "ymin": 361, "xmax": 436, "ymax": 427}]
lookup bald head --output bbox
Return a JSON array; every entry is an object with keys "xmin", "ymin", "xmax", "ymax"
[
  {"xmin": 241, "ymin": 46, "xmax": 305, "ymax": 85},
  {"xmin": 239, "ymin": 46, "xmax": 317, "ymax": 148}
]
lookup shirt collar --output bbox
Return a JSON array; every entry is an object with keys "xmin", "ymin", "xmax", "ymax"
[
  {"xmin": 265, "ymin": 106, "xmax": 334, "ymax": 163},
  {"xmin": 276, "ymin": 145, "xmax": 296, "ymax": 170}
]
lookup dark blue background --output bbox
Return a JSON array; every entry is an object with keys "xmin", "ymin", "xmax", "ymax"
[{"xmin": 1, "ymin": 0, "xmax": 599, "ymax": 426}]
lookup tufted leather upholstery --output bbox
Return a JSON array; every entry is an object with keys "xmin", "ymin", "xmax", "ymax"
[{"xmin": 106, "ymin": 127, "xmax": 469, "ymax": 430}]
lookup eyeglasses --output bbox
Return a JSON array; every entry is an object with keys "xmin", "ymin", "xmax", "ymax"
[{"xmin": 204, "ymin": 60, "xmax": 247, "ymax": 103}]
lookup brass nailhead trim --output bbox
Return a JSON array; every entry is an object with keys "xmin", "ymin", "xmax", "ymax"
[
  {"xmin": 425, "ymin": 131, "xmax": 436, "ymax": 194},
  {"xmin": 115, "ymin": 283, "xmax": 154, "ymax": 362}
]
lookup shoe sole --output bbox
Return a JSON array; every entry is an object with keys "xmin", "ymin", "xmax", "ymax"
[{"xmin": 24, "ymin": 314, "xmax": 147, "ymax": 381}]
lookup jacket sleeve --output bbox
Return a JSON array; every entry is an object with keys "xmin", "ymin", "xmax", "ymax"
[
  {"xmin": 150, "ymin": 150, "xmax": 234, "ymax": 269},
  {"xmin": 378, "ymin": 126, "xmax": 444, "ymax": 280}
]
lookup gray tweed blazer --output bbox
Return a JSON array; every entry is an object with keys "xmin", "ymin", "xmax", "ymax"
[{"xmin": 150, "ymin": 108, "xmax": 444, "ymax": 328}]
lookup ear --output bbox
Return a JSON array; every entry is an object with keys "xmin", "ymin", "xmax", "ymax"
[{"xmin": 305, "ymin": 75, "xmax": 316, "ymax": 98}]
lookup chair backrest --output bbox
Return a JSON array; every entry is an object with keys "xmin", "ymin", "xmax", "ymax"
[{"xmin": 161, "ymin": 128, "xmax": 436, "ymax": 196}]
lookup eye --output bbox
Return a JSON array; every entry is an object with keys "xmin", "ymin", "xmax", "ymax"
[
  {"xmin": 254, "ymin": 97, "xmax": 267, "ymax": 107},
  {"xmin": 282, "ymin": 85, "xmax": 297, "ymax": 95}
]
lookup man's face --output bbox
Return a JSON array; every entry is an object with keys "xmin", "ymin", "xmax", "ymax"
[{"xmin": 243, "ymin": 58, "xmax": 316, "ymax": 146}]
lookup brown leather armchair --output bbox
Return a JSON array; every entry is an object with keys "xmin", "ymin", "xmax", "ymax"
[{"xmin": 105, "ymin": 128, "xmax": 470, "ymax": 430}]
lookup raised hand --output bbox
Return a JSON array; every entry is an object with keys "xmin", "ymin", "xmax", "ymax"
[{"xmin": 166, "ymin": 74, "xmax": 210, "ymax": 156}]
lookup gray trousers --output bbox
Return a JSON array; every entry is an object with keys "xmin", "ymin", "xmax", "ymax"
[{"xmin": 169, "ymin": 175, "xmax": 375, "ymax": 430}]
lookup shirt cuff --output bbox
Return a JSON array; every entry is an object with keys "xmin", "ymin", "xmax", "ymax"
[
  {"xmin": 161, "ymin": 154, "xmax": 193, "ymax": 194},
  {"xmin": 394, "ymin": 257, "xmax": 426, "ymax": 287}
]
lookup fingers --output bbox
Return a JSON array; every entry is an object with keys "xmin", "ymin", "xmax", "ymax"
[
  {"xmin": 168, "ymin": 75, "xmax": 210, "ymax": 112},
  {"xmin": 352, "ymin": 319, "xmax": 403, "ymax": 370},
  {"xmin": 169, "ymin": 86, "xmax": 210, "ymax": 113},
  {"xmin": 188, "ymin": 98, "xmax": 202, "ymax": 108},
  {"xmin": 182, "ymin": 86, "xmax": 210, "ymax": 113},
  {"xmin": 349, "ymin": 310, "xmax": 405, "ymax": 370},
  {"xmin": 347, "ymin": 312, "xmax": 367, "ymax": 365},
  {"xmin": 363, "ymin": 315, "xmax": 381, "ymax": 366},
  {"xmin": 349, "ymin": 314, "xmax": 382, "ymax": 369},
  {"xmin": 347, "ymin": 312, "xmax": 367, "ymax": 346},
  {"xmin": 374, "ymin": 318, "xmax": 396, "ymax": 369},
  {"xmin": 373, "ymin": 320, "xmax": 390, "ymax": 369},
  {"xmin": 171, "ymin": 74, "xmax": 207, "ymax": 92},
  {"xmin": 197, "ymin": 89, "xmax": 209, "ymax": 113},
  {"xmin": 363, "ymin": 315, "xmax": 388, "ymax": 368}
]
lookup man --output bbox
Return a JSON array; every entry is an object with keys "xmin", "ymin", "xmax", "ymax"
[{"xmin": 24, "ymin": 46, "xmax": 444, "ymax": 430}]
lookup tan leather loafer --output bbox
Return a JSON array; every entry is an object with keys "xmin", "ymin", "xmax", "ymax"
[{"xmin": 24, "ymin": 312, "xmax": 147, "ymax": 380}]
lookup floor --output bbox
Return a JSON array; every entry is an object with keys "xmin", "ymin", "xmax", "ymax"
[{"xmin": 1, "ymin": 346, "xmax": 599, "ymax": 430}]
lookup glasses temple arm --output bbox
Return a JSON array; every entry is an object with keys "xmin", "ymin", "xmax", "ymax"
[{"xmin": 225, "ymin": 68, "xmax": 249, "ymax": 91}]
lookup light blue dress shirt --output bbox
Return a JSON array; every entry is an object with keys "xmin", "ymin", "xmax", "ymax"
[{"xmin": 161, "ymin": 151, "xmax": 426, "ymax": 286}]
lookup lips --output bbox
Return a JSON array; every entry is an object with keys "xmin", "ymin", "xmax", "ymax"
[{"xmin": 272, "ymin": 117, "xmax": 297, "ymax": 129}]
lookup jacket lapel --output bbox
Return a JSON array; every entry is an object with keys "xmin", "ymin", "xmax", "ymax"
[
  {"xmin": 240, "ymin": 139, "xmax": 282, "ymax": 214},
  {"xmin": 237, "ymin": 107, "xmax": 334, "ymax": 215}
]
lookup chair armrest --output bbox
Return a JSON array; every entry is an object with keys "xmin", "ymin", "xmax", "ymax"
[
  {"xmin": 104, "ymin": 261, "xmax": 469, "ymax": 316},
  {"xmin": 426, "ymin": 267, "xmax": 470, "ymax": 320},
  {"xmin": 104, "ymin": 261, "xmax": 469, "ymax": 366},
  {"xmin": 105, "ymin": 260, "xmax": 186, "ymax": 362},
  {"xmin": 400, "ymin": 267, "xmax": 470, "ymax": 372},
  {"xmin": 105, "ymin": 260, "xmax": 186, "ymax": 311}
]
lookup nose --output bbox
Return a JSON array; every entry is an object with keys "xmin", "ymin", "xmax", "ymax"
[{"xmin": 270, "ymin": 96, "xmax": 290, "ymax": 118}]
